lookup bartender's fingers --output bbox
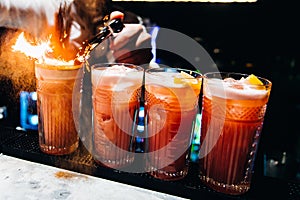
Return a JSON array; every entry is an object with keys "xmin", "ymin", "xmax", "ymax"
[
  {"xmin": 109, "ymin": 24, "xmax": 151, "ymax": 50},
  {"xmin": 110, "ymin": 11, "xmax": 124, "ymax": 21}
]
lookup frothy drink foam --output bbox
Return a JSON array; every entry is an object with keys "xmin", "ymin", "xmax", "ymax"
[
  {"xmin": 205, "ymin": 77, "xmax": 269, "ymax": 100},
  {"xmin": 92, "ymin": 65, "xmax": 141, "ymax": 91}
]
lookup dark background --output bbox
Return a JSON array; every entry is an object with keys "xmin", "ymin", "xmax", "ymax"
[{"xmin": 114, "ymin": 0, "xmax": 299, "ymax": 182}]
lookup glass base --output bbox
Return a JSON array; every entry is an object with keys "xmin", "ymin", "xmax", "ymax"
[
  {"xmin": 39, "ymin": 141, "xmax": 79, "ymax": 155},
  {"xmin": 93, "ymin": 155, "xmax": 135, "ymax": 169},
  {"xmin": 148, "ymin": 166, "xmax": 188, "ymax": 181},
  {"xmin": 199, "ymin": 175, "xmax": 250, "ymax": 195}
]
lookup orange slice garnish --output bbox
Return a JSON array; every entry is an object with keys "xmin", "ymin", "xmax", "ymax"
[
  {"xmin": 245, "ymin": 74, "xmax": 263, "ymax": 85},
  {"xmin": 174, "ymin": 71, "xmax": 201, "ymax": 90}
]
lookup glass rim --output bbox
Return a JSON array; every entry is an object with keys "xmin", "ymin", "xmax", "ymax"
[
  {"xmin": 91, "ymin": 62, "xmax": 144, "ymax": 72},
  {"xmin": 203, "ymin": 71, "xmax": 272, "ymax": 87},
  {"xmin": 145, "ymin": 67, "xmax": 202, "ymax": 78},
  {"xmin": 35, "ymin": 61, "xmax": 82, "ymax": 71}
]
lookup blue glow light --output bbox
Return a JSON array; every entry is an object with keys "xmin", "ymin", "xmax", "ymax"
[{"xmin": 29, "ymin": 115, "xmax": 39, "ymax": 125}]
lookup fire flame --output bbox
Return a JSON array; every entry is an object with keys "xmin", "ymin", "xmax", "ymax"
[{"xmin": 12, "ymin": 32, "xmax": 74, "ymax": 66}]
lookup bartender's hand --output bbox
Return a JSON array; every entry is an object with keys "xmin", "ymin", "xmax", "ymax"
[
  {"xmin": 0, "ymin": 0, "xmax": 152, "ymax": 65},
  {"xmin": 108, "ymin": 11, "xmax": 153, "ymax": 66}
]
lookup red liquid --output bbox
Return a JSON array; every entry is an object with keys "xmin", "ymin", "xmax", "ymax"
[
  {"xmin": 199, "ymin": 95, "xmax": 269, "ymax": 195},
  {"xmin": 92, "ymin": 65, "xmax": 143, "ymax": 169},
  {"xmin": 145, "ymin": 82, "xmax": 200, "ymax": 180},
  {"xmin": 93, "ymin": 80, "xmax": 141, "ymax": 169}
]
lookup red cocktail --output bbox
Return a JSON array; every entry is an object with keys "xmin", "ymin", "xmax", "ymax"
[
  {"xmin": 145, "ymin": 68, "xmax": 202, "ymax": 180},
  {"xmin": 199, "ymin": 72, "xmax": 272, "ymax": 195}
]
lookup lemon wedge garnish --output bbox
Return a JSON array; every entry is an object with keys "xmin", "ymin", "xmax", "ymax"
[
  {"xmin": 174, "ymin": 71, "xmax": 201, "ymax": 91},
  {"xmin": 173, "ymin": 78, "xmax": 182, "ymax": 84},
  {"xmin": 245, "ymin": 74, "xmax": 263, "ymax": 85},
  {"xmin": 174, "ymin": 71, "xmax": 195, "ymax": 84},
  {"xmin": 181, "ymin": 71, "xmax": 194, "ymax": 79}
]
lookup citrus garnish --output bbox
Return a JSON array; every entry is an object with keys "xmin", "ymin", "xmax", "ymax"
[
  {"xmin": 173, "ymin": 77, "xmax": 182, "ymax": 84},
  {"xmin": 245, "ymin": 74, "xmax": 263, "ymax": 85},
  {"xmin": 181, "ymin": 71, "xmax": 194, "ymax": 79},
  {"xmin": 174, "ymin": 71, "xmax": 195, "ymax": 84},
  {"xmin": 174, "ymin": 71, "xmax": 201, "ymax": 90}
]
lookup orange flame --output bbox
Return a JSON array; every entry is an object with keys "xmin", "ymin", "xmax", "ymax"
[{"xmin": 12, "ymin": 32, "xmax": 73, "ymax": 66}]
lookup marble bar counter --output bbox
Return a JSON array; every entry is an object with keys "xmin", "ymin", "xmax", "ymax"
[{"xmin": 0, "ymin": 154, "xmax": 188, "ymax": 200}]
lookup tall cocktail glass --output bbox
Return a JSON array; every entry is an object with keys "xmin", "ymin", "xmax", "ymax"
[
  {"xmin": 35, "ymin": 62, "xmax": 82, "ymax": 155},
  {"xmin": 145, "ymin": 68, "xmax": 202, "ymax": 181},
  {"xmin": 92, "ymin": 63, "xmax": 144, "ymax": 169},
  {"xmin": 199, "ymin": 72, "xmax": 272, "ymax": 195}
]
